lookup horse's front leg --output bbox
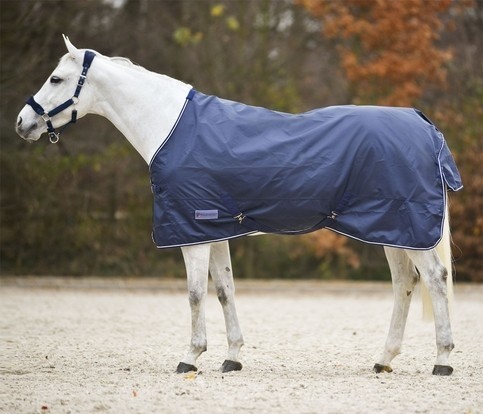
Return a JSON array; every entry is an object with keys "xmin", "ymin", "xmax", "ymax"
[
  {"xmin": 209, "ymin": 241, "xmax": 244, "ymax": 372},
  {"xmin": 374, "ymin": 247, "xmax": 418, "ymax": 374},
  {"xmin": 177, "ymin": 244, "xmax": 211, "ymax": 373}
]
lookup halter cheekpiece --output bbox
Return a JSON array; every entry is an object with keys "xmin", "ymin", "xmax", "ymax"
[{"xmin": 26, "ymin": 50, "xmax": 96, "ymax": 143}]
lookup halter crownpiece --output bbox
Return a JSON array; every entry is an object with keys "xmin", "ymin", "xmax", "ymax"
[{"xmin": 26, "ymin": 50, "xmax": 96, "ymax": 143}]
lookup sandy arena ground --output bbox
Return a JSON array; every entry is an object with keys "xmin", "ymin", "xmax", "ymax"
[{"xmin": 0, "ymin": 277, "xmax": 482, "ymax": 414}]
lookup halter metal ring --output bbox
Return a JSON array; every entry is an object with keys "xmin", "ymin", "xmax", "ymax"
[{"xmin": 49, "ymin": 132, "xmax": 60, "ymax": 144}]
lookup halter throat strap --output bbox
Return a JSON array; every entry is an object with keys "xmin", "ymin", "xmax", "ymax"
[{"xmin": 26, "ymin": 50, "xmax": 96, "ymax": 143}]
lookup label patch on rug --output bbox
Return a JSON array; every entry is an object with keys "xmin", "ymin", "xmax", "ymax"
[{"xmin": 195, "ymin": 210, "xmax": 219, "ymax": 220}]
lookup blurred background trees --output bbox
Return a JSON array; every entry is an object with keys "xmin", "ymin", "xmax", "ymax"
[{"xmin": 0, "ymin": 0, "xmax": 481, "ymax": 281}]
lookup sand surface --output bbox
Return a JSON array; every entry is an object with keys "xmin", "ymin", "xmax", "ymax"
[{"xmin": 1, "ymin": 277, "xmax": 482, "ymax": 414}]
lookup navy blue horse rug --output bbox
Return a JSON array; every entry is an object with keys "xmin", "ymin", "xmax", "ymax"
[{"xmin": 149, "ymin": 90, "xmax": 462, "ymax": 249}]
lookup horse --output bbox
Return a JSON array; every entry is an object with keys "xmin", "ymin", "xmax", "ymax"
[{"xmin": 15, "ymin": 36, "xmax": 461, "ymax": 376}]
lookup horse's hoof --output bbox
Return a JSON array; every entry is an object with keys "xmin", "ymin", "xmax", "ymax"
[
  {"xmin": 221, "ymin": 360, "xmax": 242, "ymax": 373},
  {"xmin": 432, "ymin": 365, "xmax": 453, "ymax": 376},
  {"xmin": 373, "ymin": 363, "xmax": 393, "ymax": 373},
  {"xmin": 176, "ymin": 362, "xmax": 197, "ymax": 374}
]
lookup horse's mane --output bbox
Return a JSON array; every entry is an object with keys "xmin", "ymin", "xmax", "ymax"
[
  {"xmin": 60, "ymin": 51, "xmax": 183, "ymax": 85},
  {"xmin": 60, "ymin": 52, "xmax": 149, "ymax": 73},
  {"xmin": 109, "ymin": 56, "xmax": 148, "ymax": 73}
]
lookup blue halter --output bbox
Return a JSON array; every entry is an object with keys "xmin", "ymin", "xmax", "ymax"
[{"xmin": 26, "ymin": 50, "xmax": 96, "ymax": 143}]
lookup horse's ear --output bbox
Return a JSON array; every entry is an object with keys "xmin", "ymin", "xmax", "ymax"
[{"xmin": 62, "ymin": 34, "xmax": 82, "ymax": 60}]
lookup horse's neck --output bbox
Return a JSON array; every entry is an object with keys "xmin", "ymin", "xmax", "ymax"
[{"xmin": 90, "ymin": 58, "xmax": 191, "ymax": 164}]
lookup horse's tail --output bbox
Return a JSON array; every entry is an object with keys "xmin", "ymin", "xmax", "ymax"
[{"xmin": 421, "ymin": 193, "xmax": 454, "ymax": 320}]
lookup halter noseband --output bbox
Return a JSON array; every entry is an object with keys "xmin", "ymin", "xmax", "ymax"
[{"xmin": 26, "ymin": 50, "xmax": 96, "ymax": 143}]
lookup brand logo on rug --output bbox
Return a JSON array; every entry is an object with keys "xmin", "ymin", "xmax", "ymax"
[{"xmin": 195, "ymin": 210, "xmax": 219, "ymax": 220}]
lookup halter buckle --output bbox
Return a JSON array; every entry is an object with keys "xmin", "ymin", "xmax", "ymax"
[{"xmin": 77, "ymin": 75, "xmax": 86, "ymax": 87}]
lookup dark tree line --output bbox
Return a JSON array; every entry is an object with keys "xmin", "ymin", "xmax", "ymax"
[{"xmin": 0, "ymin": 0, "xmax": 481, "ymax": 281}]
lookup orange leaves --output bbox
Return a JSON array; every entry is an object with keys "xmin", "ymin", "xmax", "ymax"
[
  {"xmin": 298, "ymin": 0, "xmax": 457, "ymax": 106},
  {"xmin": 301, "ymin": 230, "xmax": 360, "ymax": 270}
]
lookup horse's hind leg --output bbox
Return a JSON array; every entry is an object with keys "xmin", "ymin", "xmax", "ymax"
[
  {"xmin": 406, "ymin": 248, "xmax": 454, "ymax": 375},
  {"xmin": 209, "ymin": 241, "xmax": 244, "ymax": 372},
  {"xmin": 375, "ymin": 247, "xmax": 418, "ymax": 374},
  {"xmin": 177, "ymin": 244, "xmax": 211, "ymax": 373}
]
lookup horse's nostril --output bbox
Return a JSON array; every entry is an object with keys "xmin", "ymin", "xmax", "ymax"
[{"xmin": 17, "ymin": 116, "xmax": 22, "ymax": 127}]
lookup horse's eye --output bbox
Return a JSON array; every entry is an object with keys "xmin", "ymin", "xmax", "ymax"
[{"xmin": 50, "ymin": 76, "xmax": 62, "ymax": 84}]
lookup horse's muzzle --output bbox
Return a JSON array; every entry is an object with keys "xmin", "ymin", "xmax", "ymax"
[{"xmin": 15, "ymin": 117, "xmax": 40, "ymax": 141}]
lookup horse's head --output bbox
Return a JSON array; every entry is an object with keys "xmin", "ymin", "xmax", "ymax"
[{"xmin": 16, "ymin": 35, "xmax": 96, "ymax": 143}]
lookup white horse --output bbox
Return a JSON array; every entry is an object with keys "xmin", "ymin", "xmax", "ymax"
[{"xmin": 16, "ymin": 36, "xmax": 456, "ymax": 376}]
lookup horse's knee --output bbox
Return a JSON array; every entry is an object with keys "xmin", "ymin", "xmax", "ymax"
[
  {"xmin": 216, "ymin": 287, "xmax": 228, "ymax": 305},
  {"xmin": 216, "ymin": 285, "xmax": 232, "ymax": 306},
  {"xmin": 188, "ymin": 288, "xmax": 204, "ymax": 307}
]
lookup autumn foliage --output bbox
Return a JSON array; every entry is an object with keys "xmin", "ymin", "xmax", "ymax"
[
  {"xmin": 298, "ymin": 0, "xmax": 482, "ymax": 281},
  {"xmin": 298, "ymin": 0, "xmax": 454, "ymax": 106}
]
